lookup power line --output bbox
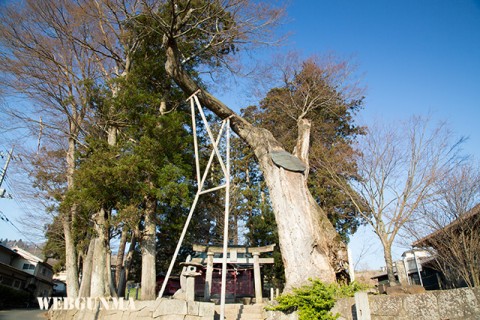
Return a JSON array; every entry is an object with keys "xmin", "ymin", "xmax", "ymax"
[
  {"xmin": 1, "ymin": 169, "xmax": 47, "ymax": 247},
  {"xmin": 4, "ymin": 177, "xmax": 37, "ymax": 216},
  {"xmin": 0, "ymin": 210, "xmax": 42, "ymax": 250}
]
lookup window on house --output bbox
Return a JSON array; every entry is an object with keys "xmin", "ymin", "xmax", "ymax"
[
  {"xmin": 13, "ymin": 279, "xmax": 21, "ymax": 288},
  {"xmin": 22, "ymin": 263, "xmax": 35, "ymax": 270},
  {"xmin": 410, "ymin": 273, "xmax": 421, "ymax": 285},
  {"xmin": 407, "ymin": 259, "xmax": 417, "ymax": 272}
]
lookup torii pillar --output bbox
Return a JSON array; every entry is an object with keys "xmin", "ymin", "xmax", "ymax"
[
  {"xmin": 204, "ymin": 252, "xmax": 214, "ymax": 301},
  {"xmin": 192, "ymin": 244, "xmax": 275, "ymax": 304},
  {"xmin": 253, "ymin": 252, "xmax": 262, "ymax": 303}
]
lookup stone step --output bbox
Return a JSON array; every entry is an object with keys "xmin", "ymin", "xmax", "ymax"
[{"xmin": 214, "ymin": 303, "xmax": 266, "ymax": 320}]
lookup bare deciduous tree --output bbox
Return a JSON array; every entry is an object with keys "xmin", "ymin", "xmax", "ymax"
[
  {"xmin": 411, "ymin": 163, "xmax": 480, "ymax": 288},
  {"xmin": 323, "ymin": 116, "xmax": 463, "ymax": 285},
  {"xmin": 1, "ymin": 0, "xmax": 156, "ymax": 299},
  {"xmin": 0, "ymin": 0, "xmax": 100, "ymax": 298}
]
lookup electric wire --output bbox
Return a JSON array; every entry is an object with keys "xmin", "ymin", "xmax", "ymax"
[
  {"xmin": 1, "ymin": 170, "xmax": 45, "ymax": 250},
  {"xmin": 4, "ymin": 177, "xmax": 38, "ymax": 216},
  {"xmin": 0, "ymin": 210, "xmax": 42, "ymax": 250}
]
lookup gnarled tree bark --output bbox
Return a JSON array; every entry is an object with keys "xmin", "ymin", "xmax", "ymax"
[
  {"xmin": 117, "ymin": 230, "xmax": 138, "ymax": 297},
  {"xmin": 141, "ymin": 195, "xmax": 157, "ymax": 300}
]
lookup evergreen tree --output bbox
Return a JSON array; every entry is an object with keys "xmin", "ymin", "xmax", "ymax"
[{"xmin": 242, "ymin": 57, "xmax": 365, "ymax": 242}]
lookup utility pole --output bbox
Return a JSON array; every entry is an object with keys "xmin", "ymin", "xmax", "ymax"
[{"xmin": 0, "ymin": 147, "xmax": 13, "ymax": 198}]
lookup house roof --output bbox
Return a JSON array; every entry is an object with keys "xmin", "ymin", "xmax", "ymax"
[
  {"xmin": 0, "ymin": 261, "xmax": 32, "ymax": 279},
  {"xmin": 412, "ymin": 203, "xmax": 480, "ymax": 247},
  {"xmin": 11, "ymin": 246, "xmax": 53, "ymax": 270},
  {"xmin": 1, "ymin": 244, "xmax": 53, "ymax": 270},
  {"xmin": 0, "ymin": 243, "xmax": 21, "ymax": 257}
]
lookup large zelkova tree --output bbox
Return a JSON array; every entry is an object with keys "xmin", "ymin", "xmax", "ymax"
[
  {"xmin": 242, "ymin": 54, "xmax": 365, "ymax": 242},
  {"xmin": 409, "ymin": 162, "xmax": 480, "ymax": 288},
  {"xmin": 141, "ymin": 0, "xmax": 350, "ymax": 288},
  {"xmin": 237, "ymin": 54, "xmax": 365, "ymax": 288},
  {"xmin": 324, "ymin": 116, "xmax": 464, "ymax": 285}
]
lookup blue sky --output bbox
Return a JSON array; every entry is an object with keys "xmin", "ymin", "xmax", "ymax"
[
  {"xmin": 286, "ymin": 0, "xmax": 480, "ymax": 142},
  {"xmin": 222, "ymin": 0, "xmax": 480, "ymax": 270},
  {"xmin": 215, "ymin": 0, "xmax": 480, "ymax": 269},
  {"xmin": 283, "ymin": 0, "xmax": 480, "ymax": 269},
  {"xmin": 2, "ymin": 0, "xmax": 480, "ymax": 269}
]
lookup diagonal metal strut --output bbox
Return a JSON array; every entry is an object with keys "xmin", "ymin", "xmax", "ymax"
[{"xmin": 158, "ymin": 91, "xmax": 231, "ymax": 319}]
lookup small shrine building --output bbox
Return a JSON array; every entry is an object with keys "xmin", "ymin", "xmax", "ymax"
[{"xmin": 190, "ymin": 244, "xmax": 275, "ymax": 303}]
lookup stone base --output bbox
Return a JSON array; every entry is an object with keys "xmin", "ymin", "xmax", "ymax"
[
  {"xmin": 386, "ymin": 284, "xmax": 426, "ymax": 296},
  {"xmin": 48, "ymin": 298, "xmax": 215, "ymax": 320}
]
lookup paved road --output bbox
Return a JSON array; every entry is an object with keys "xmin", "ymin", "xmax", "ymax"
[{"xmin": 0, "ymin": 309, "xmax": 47, "ymax": 320}]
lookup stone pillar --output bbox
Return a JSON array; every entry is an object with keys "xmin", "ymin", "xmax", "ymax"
[
  {"xmin": 347, "ymin": 246, "xmax": 355, "ymax": 282},
  {"xmin": 178, "ymin": 261, "xmax": 202, "ymax": 301},
  {"xmin": 253, "ymin": 252, "xmax": 262, "ymax": 304},
  {"xmin": 184, "ymin": 267, "xmax": 200, "ymax": 301},
  {"xmin": 395, "ymin": 260, "xmax": 408, "ymax": 285},
  {"xmin": 184, "ymin": 265, "xmax": 200, "ymax": 301},
  {"xmin": 204, "ymin": 252, "xmax": 214, "ymax": 301},
  {"xmin": 355, "ymin": 291, "xmax": 371, "ymax": 320}
]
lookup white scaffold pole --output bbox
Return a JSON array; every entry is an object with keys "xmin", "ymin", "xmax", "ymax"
[
  {"xmin": 158, "ymin": 93, "xmax": 229, "ymax": 299},
  {"xmin": 220, "ymin": 118, "xmax": 231, "ymax": 320}
]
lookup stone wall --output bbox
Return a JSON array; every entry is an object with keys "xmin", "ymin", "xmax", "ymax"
[
  {"xmin": 331, "ymin": 297, "xmax": 355, "ymax": 320},
  {"xmin": 265, "ymin": 310, "xmax": 299, "ymax": 320},
  {"xmin": 46, "ymin": 287, "xmax": 480, "ymax": 320},
  {"xmin": 333, "ymin": 287, "xmax": 480, "ymax": 320},
  {"xmin": 47, "ymin": 298, "xmax": 215, "ymax": 320}
]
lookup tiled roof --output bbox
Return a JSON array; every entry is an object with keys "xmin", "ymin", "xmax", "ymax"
[{"xmin": 412, "ymin": 203, "xmax": 480, "ymax": 247}]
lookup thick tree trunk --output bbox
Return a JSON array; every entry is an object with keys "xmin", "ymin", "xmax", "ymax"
[
  {"xmin": 64, "ymin": 136, "xmax": 79, "ymax": 298},
  {"xmin": 141, "ymin": 196, "xmax": 157, "ymax": 300},
  {"xmin": 78, "ymin": 239, "xmax": 95, "ymax": 297},
  {"xmin": 382, "ymin": 242, "xmax": 397, "ymax": 286},
  {"xmin": 255, "ymin": 140, "xmax": 340, "ymax": 287},
  {"xmin": 62, "ymin": 215, "xmax": 79, "ymax": 298},
  {"xmin": 165, "ymin": 40, "xmax": 347, "ymax": 290},
  {"xmin": 90, "ymin": 208, "xmax": 109, "ymax": 297},
  {"xmin": 117, "ymin": 231, "xmax": 138, "ymax": 297},
  {"xmin": 115, "ymin": 227, "xmax": 128, "ymax": 290}
]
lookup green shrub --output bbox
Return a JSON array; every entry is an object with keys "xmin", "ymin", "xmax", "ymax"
[
  {"xmin": 333, "ymin": 281, "xmax": 369, "ymax": 299},
  {"xmin": 266, "ymin": 279, "xmax": 367, "ymax": 320}
]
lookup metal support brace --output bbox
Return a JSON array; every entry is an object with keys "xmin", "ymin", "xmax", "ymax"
[{"xmin": 158, "ymin": 92, "xmax": 232, "ymax": 320}]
